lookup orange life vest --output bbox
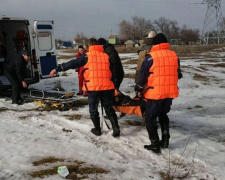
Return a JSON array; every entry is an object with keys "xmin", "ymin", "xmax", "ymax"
[
  {"xmin": 144, "ymin": 43, "xmax": 179, "ymax": 100},
  {"xmin": 82, "ymin": 45, "xmax": 115, "ymax": 91}
]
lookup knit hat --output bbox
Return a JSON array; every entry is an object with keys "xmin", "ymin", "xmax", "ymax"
[
  {"xmin": 152, "ymin": 33, "xmax": 168, "ymax": 45},
  {"xmin": 97, "ymin": 38, "xmax": 107, "ymax": 45}
]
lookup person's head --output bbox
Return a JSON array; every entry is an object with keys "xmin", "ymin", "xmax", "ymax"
[
  {"xmin": 78, "ymin": 45, "xmax": 85, "ymax": 54},
  {"xmin": 97, "ymin": 38, "xmax": 107, "ymax": 45},
  {"xmin": 144, "ymin": 30, "xmax": 157, "ymax": 45},
  {"xmin": 88, "ymin": 38, "xmax": 98, "ymax": 46},
  {"xmin": 21, "ymin": 50, "xmax": 30, "ymax": 62},
  {"xmin": 152, "ymin": 33, "xmax": 168, "ymax": 45}
]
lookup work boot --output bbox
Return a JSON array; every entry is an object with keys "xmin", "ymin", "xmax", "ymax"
[
  {"xmin": 91, "ymin": 128, "xmax": 102, "ymax": 136},
  {"xmin": 12, "ymin": 97, "xmax": 24, "ymax": 105},
  {"xmin": 108, "ymin": 114, "xmax": 120, "ymax": 137},
  {"xmin": 145, "ymin": 119, "xmax": 161, "ymax": 153},
  {"xmin": 158, "ymin": 114, "xmax": 170, "ymax": 148},
  {"xmin": 160, "ymin": 140, "xmax": 169, "ymax": 148},
  {"xmin": 144, "ymin": 144, "xmax": 161, "ymax": 154},
  {"xmin": 77, "ymin": 89, "xmax": 83, "ymax": 95},
  {"xmin": 91, "ymin": 117, "xmax": 102, "ymax": 136}
]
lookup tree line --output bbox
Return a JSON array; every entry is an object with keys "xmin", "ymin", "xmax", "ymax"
[
  {"xmin": 56, "ymin": 16, "xmax": 201, "ymax": 46},
  {"xmin": 119, "ymin": 16, "xmax": 200, "ymax": 44}
]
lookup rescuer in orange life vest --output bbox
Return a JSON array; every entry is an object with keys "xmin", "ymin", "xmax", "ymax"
[
  {"xmin": 135, "ymin": 33, "xmax": 183, "ymax": 153},
  {"xmin": 50, "ymin": 38, "xmax": 120, "ymax": 137}
]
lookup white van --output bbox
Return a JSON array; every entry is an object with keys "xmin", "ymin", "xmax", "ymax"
[{"xmin": 0, "ymin": 16, "xmax": 58, "ymax": 91}]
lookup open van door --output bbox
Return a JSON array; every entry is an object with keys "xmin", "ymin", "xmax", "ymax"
[{"xmin": 33, "ymin": 21, "xmax": 57, "ymax": 79}]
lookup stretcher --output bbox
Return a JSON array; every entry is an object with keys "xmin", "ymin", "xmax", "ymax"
[{"xmin": 30, "ymin": 90, "xmax": 76, "ymax": 111}]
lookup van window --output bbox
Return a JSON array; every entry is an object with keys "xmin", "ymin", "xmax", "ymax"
[{"xmin": 37, "ymin": 32, "xmax": 52, "ymax": 50}]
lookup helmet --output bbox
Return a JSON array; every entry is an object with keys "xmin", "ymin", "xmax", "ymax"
[{"xmin": 144, "ymin": 30, "xmax": 157, "ymax": 39}]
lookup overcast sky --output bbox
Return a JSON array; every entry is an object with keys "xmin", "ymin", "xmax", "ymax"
[{"xmin": 1, "ymin": 0, "xmax": 224, "ymax": 40}]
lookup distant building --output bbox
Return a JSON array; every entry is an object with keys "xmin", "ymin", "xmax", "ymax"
[
  {"xmin": 108, "ymin": 35, "xmax": 119, "ymax": 45},
  {"xmin": 124, "ymin": 40, "xmax": 134, "ymax": 48}
]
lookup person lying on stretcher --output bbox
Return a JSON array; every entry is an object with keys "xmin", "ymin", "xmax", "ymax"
[{"xmin": 113, "ymin": 89, "xmax": 146, "ymax": 118}]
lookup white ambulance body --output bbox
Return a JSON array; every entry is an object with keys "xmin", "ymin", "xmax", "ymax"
[{"xmin": 0, "ymin": 16, "xmax": 58, "ymax": 90}]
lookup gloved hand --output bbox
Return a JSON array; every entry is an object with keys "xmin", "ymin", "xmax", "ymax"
[{"xmin": 134, "ymin": 84, "xmax": 143, "ymax": 92}]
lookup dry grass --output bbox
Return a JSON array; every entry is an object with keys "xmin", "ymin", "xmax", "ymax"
[
  {"xmin": 32, "ymin": 157, "xmax": 65, "ymax": 166},
  {"xmin": 196, "ymin": 58, "xmax": 220, "ymax": 63},
  {"xmin": 29, "ymin": 157, "xmax": 109, "ymax": 179},
  {"xmin": 56, "ymin": 44, "xmax": 225, "ymax": 60},
  {"xmin": 198, "ymin": 66, "xmax": 208, "ymax": 71},
  {"xmin": 59, "ymin": 49, "xmax": 77, "ymax": 54},
  {"xmin": 123, "ymin": 120, "xmax": 142, "ymax": 126},
  {"xmin": 171, "ymin": 44, "xmax": 225, "ymax": 57},
  {"xmin": 18, "ymin": 116, "xmax": 30, "ymax": 120},
  {"xmin": 115, "ymin": 46, "xmax": 138, "ymax": 53},
  {"xmin": 213, "ymin": 63, "xmax": 225, "ymax": 68},
  {"xmin": 193, "ymin": 73, "xmax": 209, "ymax": 82},
  {"xmin": 124, "ymin": 73, "xmax": 136, "ymax": 79},
  {"xmin": 123, "ymin": 59, "xmax": 138, "ymax": 64},
  {"xmin": 57, "ymin": 55, "xmax": 76, "ymax": 60},
  {"xmin": 194, "ymin": 105, "xmax": 203, "ymax": 109},
  {"xmin": 0, "ymin": 107, "xmax": 8, "ymax": 112},
  {"xmin": 64, "ymin": 114, "xmax": 82, "ymax": 120},
  {"xmin": 187, "ymin": 105, "xmax": 203, "ymax": 110},
  {"xmin": 75, "ymin": 98, "xmax": 88, "ymax": 106},
  {"xmin": 62, "ymin": 72, "xmax": 69, "ymax": 76}
]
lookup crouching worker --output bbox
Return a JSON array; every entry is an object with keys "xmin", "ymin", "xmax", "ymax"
[
  {"xmin": 135, "ymin": 33, "xmax": 182, "ymax": 153},
  {"xmin": 50, "ymin": 38, "xmax": 120, "ymax": 137},
  {"xmin": 3, "ymin": 50, "xmax": 30, "ymax": 105}
]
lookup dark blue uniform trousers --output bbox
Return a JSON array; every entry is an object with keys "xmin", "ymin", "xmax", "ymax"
[
  {"xmin": 145, "ymin": 98, "xmax": 172, "ymax": 144},
  {"xmin": 88, "ymin": 90, "xmax": 118, "ymax": 130}
]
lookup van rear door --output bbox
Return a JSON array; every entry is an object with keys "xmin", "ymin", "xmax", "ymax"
[{"xmin": 33, "ymin": 21, "xmax": 57, "ymax": 78}]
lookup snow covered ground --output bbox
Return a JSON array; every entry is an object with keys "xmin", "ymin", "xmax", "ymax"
[{"xmin": 0, "ymin": 49, "xmax": 225, "ymax": 180}]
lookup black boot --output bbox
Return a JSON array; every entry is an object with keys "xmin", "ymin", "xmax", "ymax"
[
  {"xmin": 158, "ymin": 114, "xmax": 170, "ymax": 148},
  {"xmin": 91, "ymin": 117, "xmax": 102, "ymax": 136},
  {"xmin": 144, "ymin": 143, "xmax": 161, "ymax": 154},
  {"xmin": 108, "ymin": 114, "xmax": 120, "ymax": 137},
  {"xmin": 145, "ymin": 118, "xmax": 161, "ymax": 153},
  {"xmin": 159, "ymin": 140, "xmax": 169, "ymax": 148}
]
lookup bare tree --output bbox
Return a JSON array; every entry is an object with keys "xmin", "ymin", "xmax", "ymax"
[
  {"xmin": 132, "ymin": 16, "xmax": 154, "ymax": 39},
  {"xmin": 154, "ymin": 17, "xmax": 180, "ymax": 41},
  {"xmin": 118, "ymin": 16, "xmax": 200, "ymax": 44},
  {"xmin": 180, "ymin": 25, "xmax": 199, "ymax": 44},
  {"xmin": 119, "ymin": 16, "xmax": 154, "ymax": 41},
  {"xmin": 119, "ymin": 20, "xmax": 133, "ymax": 40}
]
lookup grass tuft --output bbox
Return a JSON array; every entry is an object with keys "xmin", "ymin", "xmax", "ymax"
[
  {"xmin": 124, "ymin": 120, "xmax": 142, "ymax": 126},
  {"xmin": 124, "ymin": 73, "xmax": 136, "ymax": 79},
  {"xmin": 33, "ymin": 157, "xmax": 65, "ymax": 166},
  {"xmin": 123, "ymin": 59, "xmax": 138, "ymax": 64},
  {"xmin": 29, "ymin": 157, "xmax": 109, "ymax": 179},
  {"xmin": 0, "ymin": 107, "xmax": 9, "ymax": 112},
  {"xmin": 64, "ymin": 114, "xmax": 82, "ymax": 120},
  {"xmin": 193, "ymin": 73, "xmax": 209, "ymax": 82}
]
